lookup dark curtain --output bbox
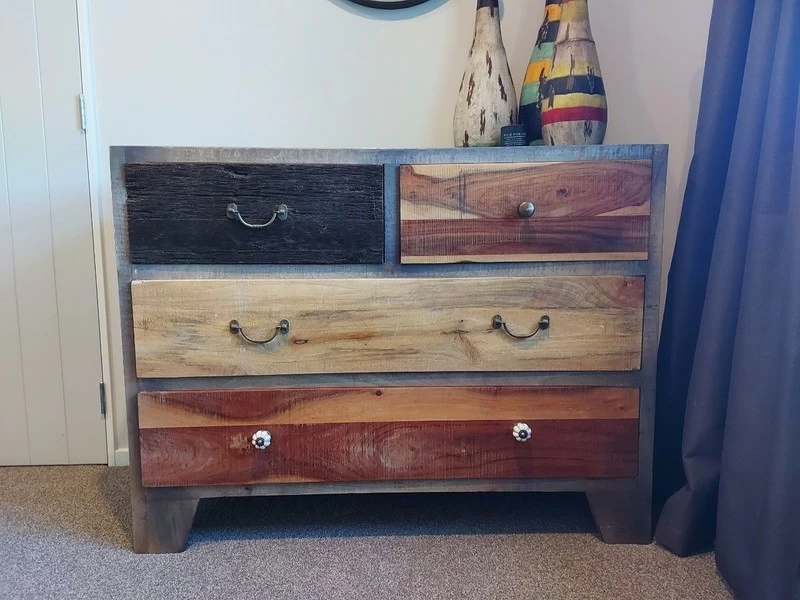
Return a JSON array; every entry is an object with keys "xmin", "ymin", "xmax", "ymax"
[{"xmin": 653, "ymin": 0, "xmax": 800, "ymax": 599}]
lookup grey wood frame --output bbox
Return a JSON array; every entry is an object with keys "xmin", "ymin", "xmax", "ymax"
[{"xmin": 111, "ymin": 145, "xmax": 667, "ymax": 553}]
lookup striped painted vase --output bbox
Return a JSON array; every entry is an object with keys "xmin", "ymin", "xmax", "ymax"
[
  {"xmin": 453, "ymin": 0, "xmax": 517, "ymax": 147},
  {"xmin": 540, "ymin": 0, "xmax": 607, "ymax": 145},
  {"xmin": 519, "ymin": 0, "xmax": 561, "ymax": 145}
]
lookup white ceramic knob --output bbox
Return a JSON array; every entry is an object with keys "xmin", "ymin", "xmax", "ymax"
[
  {"xmin": 252, "ymin": 430, "xmax": 271, "ymax": 450},
  {"xmin": 512, "ymin": 423, "xmax": 532, "ymax": 442}
]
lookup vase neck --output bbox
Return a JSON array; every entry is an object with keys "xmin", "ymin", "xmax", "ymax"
[
  {"xmin": 559, "ymin": 0, "xmax": 590, "ymax": 25},
  {"xmin": 552, "ymin": 0, "xmax": 594, "ymax": 43},
  {"xmin": 474, "ymin": 0, "xmax": 502, "ymax": 43}
]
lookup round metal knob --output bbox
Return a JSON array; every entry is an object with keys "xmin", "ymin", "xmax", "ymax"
[
  {"xmin": 252, "ymin": 430, "xmax": 272, "ymax": 450},
  {"xmin": 517, "ymin": 201, "xmax": 535, "ymax": 218},
  {"xmin": 512, "ymin": 423, "xmax": 532, "ymax": 442}
]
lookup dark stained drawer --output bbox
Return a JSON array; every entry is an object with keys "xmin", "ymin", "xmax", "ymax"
[
  {"xmin": 400, "ymin": 160, "xmax": 652, "ymax": 263},
  {"xmin": 124, "ymin": 163, "xmax": 384, "ymax": 264},
  {"xmin": 138, "ymin": 386, "xmax": 640, "ymax": 487}
]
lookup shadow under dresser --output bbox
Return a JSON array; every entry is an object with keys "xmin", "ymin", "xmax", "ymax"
[{"xmin": 112, "ymin": 145, "xmax": 666, "ymax": 553}]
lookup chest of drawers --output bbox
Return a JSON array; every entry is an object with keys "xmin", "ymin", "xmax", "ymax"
[{"xmin": 112, "ymin": 146, "xmax": 666, "ymax": 553}]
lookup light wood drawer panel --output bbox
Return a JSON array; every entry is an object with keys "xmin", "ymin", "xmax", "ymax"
[
  {"xmin": 400, "ymin": 160, "xmax": 652, "ymax": 263},
  {"xmin": 131, "ymin": 276, "xmax": 644, "ymax": 378},
  {"xmin": 139, "ymin": 386, "xmax": 640, "ymax": 486}
]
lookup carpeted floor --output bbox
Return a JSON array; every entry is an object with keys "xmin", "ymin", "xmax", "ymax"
[{"xmin": 0, "ymin": 466, "xmax": 730, "ymax": 600}]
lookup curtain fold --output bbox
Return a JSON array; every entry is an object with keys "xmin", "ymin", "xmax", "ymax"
[{"xmin": 653, "ymin": 0, "xmax": 800, "ymax": 599}]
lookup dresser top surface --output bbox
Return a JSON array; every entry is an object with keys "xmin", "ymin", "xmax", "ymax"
[{"xmin": 110, "ymin": 144, "xmax": 667, "ymax": 167}]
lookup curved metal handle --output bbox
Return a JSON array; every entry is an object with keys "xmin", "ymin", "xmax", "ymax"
[
  {"xmin": 230, "ymin": 319, "xmax": 290, "ymax": 344},
  {"xmin": 226, "ymin": 203, "xmax": 288, "ymax": 229},
  {"xmin": 492, "ymin": 314, "xmax": 550, "ymax": 340}
]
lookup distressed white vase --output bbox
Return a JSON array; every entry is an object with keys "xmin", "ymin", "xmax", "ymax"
[{"xmin": 453, "ymin": 0, "xmax": 517, "ymax": 147}]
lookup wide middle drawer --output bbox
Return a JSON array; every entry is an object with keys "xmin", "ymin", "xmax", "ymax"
[{"xmin": 131, "ymin": 276, "xmax": 644, "ymax": 378}]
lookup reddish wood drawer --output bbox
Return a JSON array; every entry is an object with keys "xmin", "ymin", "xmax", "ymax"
[
  {"xmin": 400, "ymin": 160, "xmax": 652, "ymax": 264},
  {"xmin": 138, "ymin": 386, "xmax": 640, "ymax": 487}
]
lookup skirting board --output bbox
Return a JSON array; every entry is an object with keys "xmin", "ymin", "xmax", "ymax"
[{"xmin": 114, "ymin": 447, "xmax": 130, "ymax": 467}]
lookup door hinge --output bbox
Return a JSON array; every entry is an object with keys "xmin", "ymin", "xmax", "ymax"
[
  {"xmin": 78, "ymin": 93, "xmax": 87, "ymax": 132},
  {"xmin": 99, "ymin": 382, "xmax": 107, "ymax": 417}
]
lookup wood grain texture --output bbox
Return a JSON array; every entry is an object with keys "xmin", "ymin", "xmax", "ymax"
[
  {"xmin": 627, "ymin": 144, "xmax": 667, "ymax": 543},
  {"xmin": 138, "ymin": 386, "xmax": 640, "ymax": 428},
  {"xmin": 402, "ymin": 217, "xmax": 648, "ymax": 262},
  {"xmin": 125, "ymin": 163, "xmax": 384, "ymax": 264},
  {"xmin": 140, "ymin": 418, "xmax": 639, "ymax": 487},
  {"xmin": 586, "ymin": 487, "xmax": 652, "ymax": 544},
  {"xmin": 131, "ymin": 276, "xmax": 645, "ymax": 377},
  {"xmin": 110, "ymin": 145, "xmax": 667, "ymax": 552},
  {"xmin": 404, "ymin": 252, "xmax": 647, "ymax": 264},
  {"xmin": 134, "ymin": 498, "xmax": 198, "ymax": 553},
  {"xmin": 144, "ymin": 479, "xmax": 617, "ymax": 500},
  {"xmin": 401, "ymin": 161, "xmax": 651, "ymax": 219},
  {"xmin": 400, "ymin": 161, "xmax": 651, "ymax": 263}
]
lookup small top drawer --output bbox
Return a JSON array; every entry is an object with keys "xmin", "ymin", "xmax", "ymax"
[
  {"xmin": 400, "ymin": 160, "xmax": 652, "ymax": 264},
  {"xmin": 124, "ymin": 163, "xmax": 384, "ymax": 264}
]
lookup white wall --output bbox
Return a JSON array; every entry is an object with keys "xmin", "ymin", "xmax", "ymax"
[{"xmin": 86, "ymin": 0, "xmax": 714, "ymax": 463}]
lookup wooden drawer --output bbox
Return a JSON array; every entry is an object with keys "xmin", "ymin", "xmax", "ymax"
[
  {"xmin": 400, "ymin": 160, "xmax": 652, "ymax": 263},
  {"xmin": 131, "ymin": 276, "xmax": 644, "ymax": 378},
  {"xmin": 124, "ymin": 163, "xmax": 384, "ymax": 264},
  {"xmin": 138, "ymin": 386, "xmax": 640, "ymax": 487}
]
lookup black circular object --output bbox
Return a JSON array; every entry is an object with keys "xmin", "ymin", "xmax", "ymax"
[{"xmin": 346, "ymin": 0, "xmax": 433, "ymax": 8}]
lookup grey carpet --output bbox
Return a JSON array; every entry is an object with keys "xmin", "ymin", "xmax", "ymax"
[{"xmin": 0, "ymin": 466, "xmax": 730, "ymax": 600}]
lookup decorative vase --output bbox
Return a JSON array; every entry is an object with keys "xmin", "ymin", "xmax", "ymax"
[
  {"xmin": 453, "ymin": 0, "xmax": 517, "ymax": 147},
  {"xmin": 540, "ymin": 0, "xmax": 607, "ymax": 145},
  {"xmin": 519, "ymin": 0, "xmax": 561, "ymax": 145}
]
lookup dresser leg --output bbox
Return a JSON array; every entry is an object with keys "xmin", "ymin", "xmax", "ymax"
[
  {"xmin": 133, "ymin": 497, "xmax": 199, "ymax": 554},
  {"xmin": 586, "ymin": 488, "xmax": 652, "ymax": 544}
]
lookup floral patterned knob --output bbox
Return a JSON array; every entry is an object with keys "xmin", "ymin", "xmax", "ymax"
[
  {"xmin": 512, "ymin": 423, "xmax": 532, "ymax": 443},
  {"xmin": 251, "ymin": 430, "xmax": 271, "ymax": 450}
]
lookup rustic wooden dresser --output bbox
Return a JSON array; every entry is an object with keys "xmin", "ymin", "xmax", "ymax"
[{"xmin": 111, "ymin": 145, "xmax": 666, "ymax": 553}]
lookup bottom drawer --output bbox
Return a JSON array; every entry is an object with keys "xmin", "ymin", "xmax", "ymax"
[{"xmin": 138, "ymin": 386, "xmax": 639, "ymax": 487}]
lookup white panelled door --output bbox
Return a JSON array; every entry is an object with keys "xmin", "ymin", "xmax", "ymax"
[{"xmin": 0, "ymin": 0, "xmax": 106, "ymax": 464}]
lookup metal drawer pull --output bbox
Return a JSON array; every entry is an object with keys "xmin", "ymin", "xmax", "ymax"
[
  {"xmin": 517, "ymin": 201, "xmax": 535, "ymax": 218},
  {"xmin": 230, "ymin": 319, "xmax": 290, "ymax": 344},
  {"xmin": 226, "ymin": 202, "xmax": 288, "ymax": 229},
  {"xmin": 492, "ymin": 314, "xmax": 550, "ymax": 340}
]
